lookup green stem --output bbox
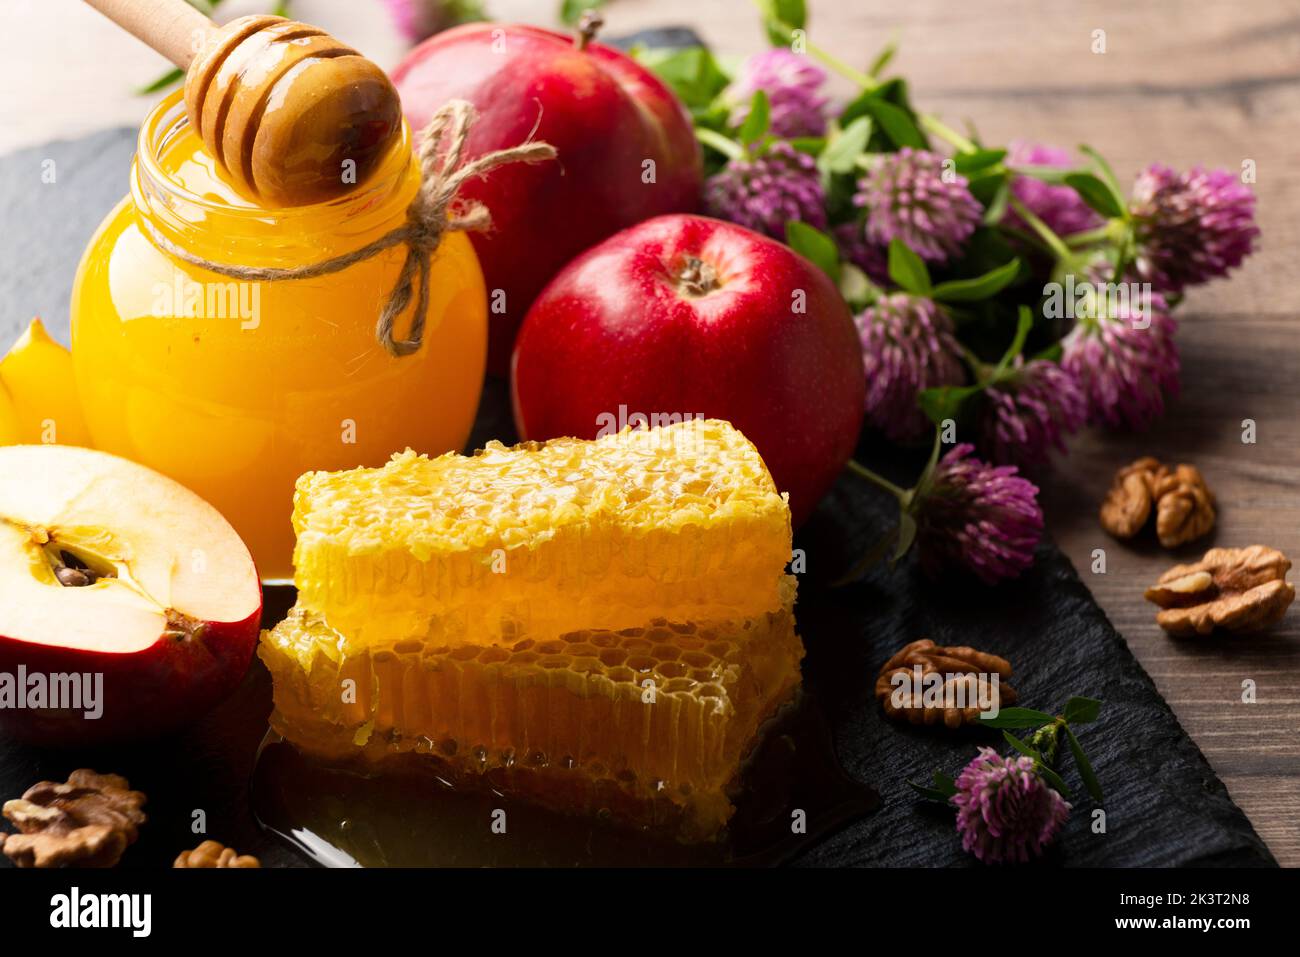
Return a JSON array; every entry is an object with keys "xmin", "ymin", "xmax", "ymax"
[
  {"xmin": 694, "ymin": 127, "xmax": 744, "ymax": 160},
  {"xmin": 1063, "ymin": 223, "xmax": 1116, "ymax": 248},
  {"xmin": 919, "ymin": 114, "xmax": 977, "ymax": 154},
  {"xmin": 960, "ymin": 345, "xmax": 995, "ymax": 383},
  {"xmin": 1008, "ymin": 195, "xmax": 1075, "ymax": 264},
  {"xmin": 911, "ymin": 426, "xmax": 945, "ymax": 502},
  {"xmin": 750, "ymin": 4, "xmax": 984, "ymax": 159},
  {"xmin": 749, "ymin": 1, "xmax": 880, "ymax": 90},
  {"xmin": 804, "ymin": 39, "xmax": 878, "ymax": 89},
  {"xmin": 846, "ymin": 459, "xmax": 909, "ymax": 502},
  {"xmin": 999, "ymin": 225, "xmax": 1055, "ymax": 257}
]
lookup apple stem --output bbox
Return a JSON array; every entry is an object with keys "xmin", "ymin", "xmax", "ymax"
[
  {"xmin": 677, "ymin": 257, "xmax": 720, "ymax": 296},
  {"xmin": 575, "ymin": 10, "xmax": 604, "ymax": 51},
  {"xmin": 164, "ymin": 610, "xmax": 208, "ymax": 643}
]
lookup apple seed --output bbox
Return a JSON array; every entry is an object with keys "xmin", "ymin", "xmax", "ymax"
[
  {"xmin": 54, "ymin": 566, "xmax": 93, "ymax": 587},
  {"xmin": 47, "ymin": 547, "xmax": 114, "ymax": 588}
]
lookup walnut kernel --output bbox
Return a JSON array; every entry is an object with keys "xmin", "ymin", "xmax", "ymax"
[
  {"xmin": 1100, "ymin": 457, "xmax": 1215, "ymax": 548},
  {"xmin": 1153, "ymin": 464, "xmax": 1217, "ymax": 547},
  {"xmin": 875, "ymin": 639, "xmax": 1016, "ymax": 729},
  {"xmin": 1145, "ymin": 545, "xmax": 1294, "ymax": 636},
  {"xmin": 174, "ymin": 840, "xmax": 260, "ymax": 868},
  {"xmin": 0, "ymin": 769, "xmax": 146, "ymax": 868},
  {"xmin": 1099, "ymin": 456, "xmax": 1160, "ymax": 539}
]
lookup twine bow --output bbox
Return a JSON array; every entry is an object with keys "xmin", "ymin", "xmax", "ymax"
[{"xmin": 145, "ymin": 100, "xmax": 557, "ymax": 357}]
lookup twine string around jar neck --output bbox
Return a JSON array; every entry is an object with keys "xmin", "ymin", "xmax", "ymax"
[{"xmin": 141, "ymin": 100, "xmax": 557, "ymax": 357}]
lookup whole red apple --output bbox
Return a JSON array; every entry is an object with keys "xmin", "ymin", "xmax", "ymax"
[
  {"xmin": 511, "ymin": 214, "xmax": 866, "ymax": 526},
  {"xmin": 391, "ymin": 20, "xmax": 702, "ymax": 375},
  {"xmin": 0, "ymin": 445, "xmax": 262, "ymax": 743}
]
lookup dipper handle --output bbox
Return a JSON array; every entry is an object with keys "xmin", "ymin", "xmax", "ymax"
[{"xmin": 82, "ymin": 0, "xmax": 217, "ymax": 69}]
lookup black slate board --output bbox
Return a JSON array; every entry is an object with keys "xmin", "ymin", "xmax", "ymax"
[{"xmin": 0, "ymin": 126, "xmax": 1275, "ymax": 868}]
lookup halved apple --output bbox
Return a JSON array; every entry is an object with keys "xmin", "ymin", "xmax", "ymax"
[
  {"xmin": 0, "ymin": 445, "xmax": 262, "ymax": 742},
  {"xmin": 0, "ymin": 318, "xmax": 92, "ymax": 447}
]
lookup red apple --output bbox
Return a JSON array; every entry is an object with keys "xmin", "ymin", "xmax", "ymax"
[
  {"xmin": 391, "ymin": 21, "xmax": 702, "ymax": 375},
  {"xmin": 511, "ymin": 214, "xmax": 866, "ymax": 526},
  {"xmin": 0, "ymin": 445, "xmax": 262, "ymax": 743}
]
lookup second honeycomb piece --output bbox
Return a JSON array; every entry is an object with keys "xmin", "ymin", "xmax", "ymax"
[{"xmin": 259, "ymin": 579, "xmax": 804, "ymax": 840}]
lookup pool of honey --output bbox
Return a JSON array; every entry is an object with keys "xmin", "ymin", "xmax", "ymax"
[{"xmin": 250, "ymin": 699, "xmax": 877, "ymax": 867}]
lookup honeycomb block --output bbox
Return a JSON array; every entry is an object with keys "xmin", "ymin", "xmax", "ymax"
[
  {"xmin": 291, "ymin": 419, "xmax": 792, "ymax": 647},
  {"xmin": 259, "ymin": 578, "xmax": 803, "ymax": 840}
]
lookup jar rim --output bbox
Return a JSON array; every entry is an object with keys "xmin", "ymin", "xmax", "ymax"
[
  {"xmin": 136, "ymin": 89, "xmax": 413, "ymax": 219},
  {"xmin": 132, "ymin": 90, "xmax": 417, "ymax": 264}
]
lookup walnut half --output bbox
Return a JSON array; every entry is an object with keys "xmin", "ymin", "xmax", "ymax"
[
  {"xmin": 1100, "ymin": 457, "xmax": 1216, "ymax": 548},
  {"xmin": 875, "ymin": 639, "xmax": 1017, "ymax": 729},
  {"xmin": 1100, "ymin": 456, "xmax": 1161, "ymax": 539},
  {"xmin": 1, "ymin": 770, "xmax": 146, "ymax": 868},
  {"xmin": 1145, "ymin": 545, "xmax": 1295, "ymax": 636}
]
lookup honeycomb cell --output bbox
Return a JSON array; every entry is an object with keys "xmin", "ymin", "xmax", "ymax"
[
  {"xmin": 259, "ymin": 587, "xmax": 804, "ymax": 840},
  {"xmin": 263, "ymin": 420, "xmax": 804, "ymax": 841}
]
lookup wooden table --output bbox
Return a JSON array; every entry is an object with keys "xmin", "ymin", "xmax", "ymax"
[
  {"xmin": 892, "ymin": 0, "xmax": 1300, "ymax": 864},
  {"xmin": 6, "ymin": 0, "xmax": 1297, "ymax": 864},
  {"xmin": 607, "ymin": 0, "xmax": 1300, "ymax": 866}
]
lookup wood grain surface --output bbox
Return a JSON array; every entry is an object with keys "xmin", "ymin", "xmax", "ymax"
[
  {"xmin": 592, "ymin": 0, "xmax": 1300, "ymax": 867},
  {"xmin": 5, "ymin": 0, "xmax": 1297, "ymax": 864}
]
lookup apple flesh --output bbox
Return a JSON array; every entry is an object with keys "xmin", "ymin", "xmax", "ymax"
[
  {"xmin": 511, "ymin": 214, "xmax": 867, "ymax": 527},
  {"xmin": 0, "ymin": 445, "xmax": 261, "ymax": 743},
  {"xmin": 391, "ymin": 21, "xmax": 702, "ymax": 375}
]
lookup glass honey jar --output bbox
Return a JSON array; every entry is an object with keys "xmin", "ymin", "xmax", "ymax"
[{"xmin": 71, "ymin": 90, "xmax": 487, "ymax": 582}]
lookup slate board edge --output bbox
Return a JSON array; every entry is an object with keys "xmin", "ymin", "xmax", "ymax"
[{"xmin": 1032, "ymin": 535, "xmax": 1276, "ymax": 867}]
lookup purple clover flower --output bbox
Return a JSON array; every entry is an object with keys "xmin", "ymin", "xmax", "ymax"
[
  {"xmin": 1003, "ymin": 141, "xmax": 1102, "ymax": 238},
  {"xmin": 382, "ymin": 0, "xmax": 422, "ymax": 40},
  {"xmin": 703, "ymin": 142, "xmax": 826, "ymax": 240},
  {"xmin": 914, "ymin": 444, "xmax": 1044, "ymax": 584},
  {"xmin": 1061, "ymin": 288, "xmax": 1180, "ymax": 430},
  {"xmin": 725, "ymin": 49, "xmax": 830, "ymax": 138},
  {"xmin": 952, "ymin": 748, "xmax": 1071, "ymax": 864},
  {"xmin": 855, "ymin": 294, "xmax": 965, "ymax": 443},
  {"xmin": 855, "ymin": 147, "xmax": 983, "ymax": 264},
  {"xmin": 980, "ymin": 358, "xmax": 1086, "ymax": 468},
  {"xmin": 381, "ymin": 0, "xmax": 451, "ymax": 42},
  {"xmin": 1131, "ymin": 164, "xmax": 1259, "ymax": 293}
]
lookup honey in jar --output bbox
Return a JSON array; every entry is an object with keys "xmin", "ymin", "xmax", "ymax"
[{"xmin": 70, "ymin": 91, "xmax": 487, "ymax": 582}]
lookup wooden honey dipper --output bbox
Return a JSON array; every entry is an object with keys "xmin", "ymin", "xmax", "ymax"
[{"xmin": 84, "ymin": 0, "xmax": 403, "ymax": 206}]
